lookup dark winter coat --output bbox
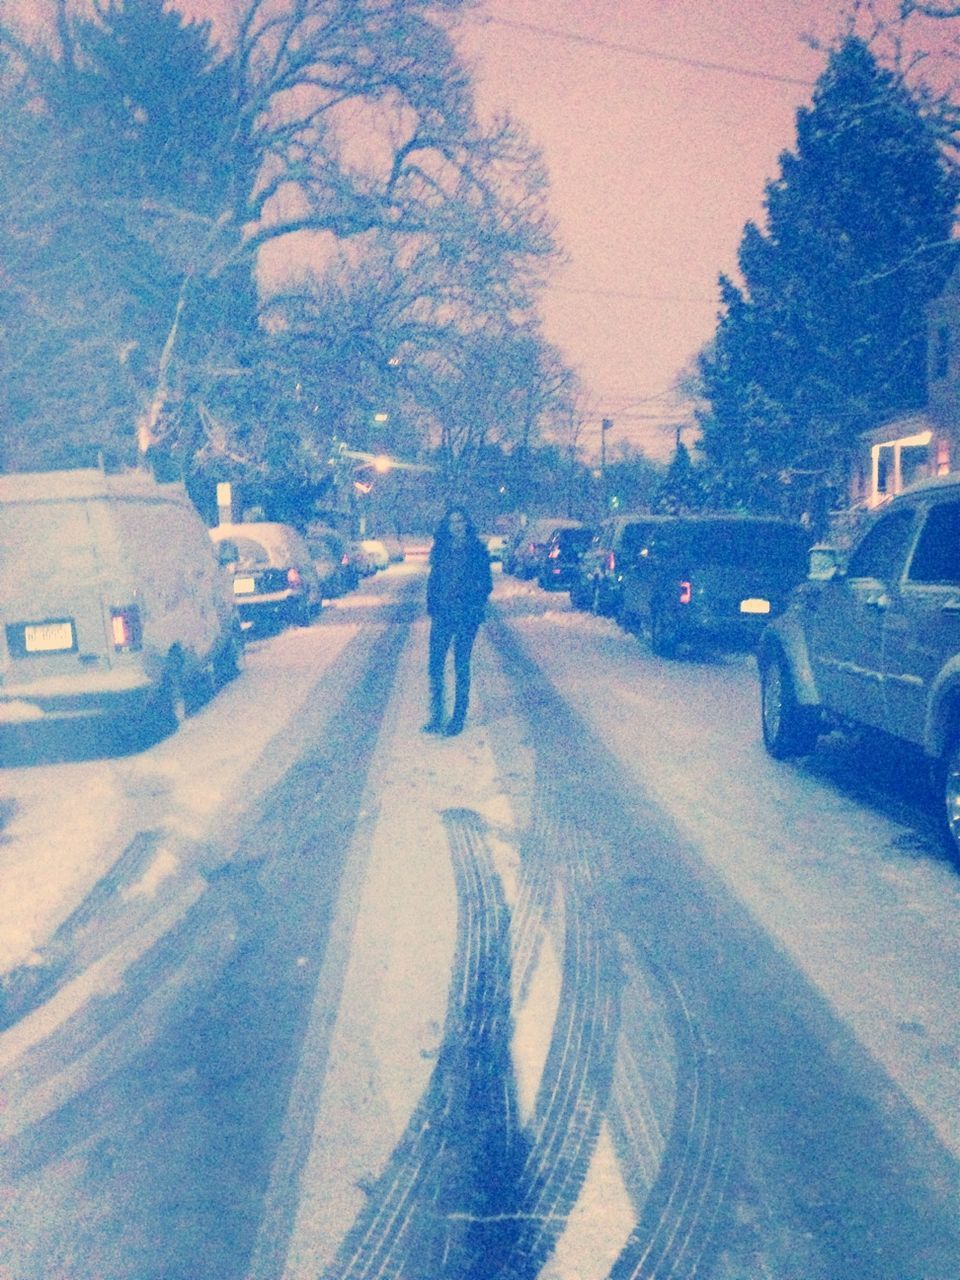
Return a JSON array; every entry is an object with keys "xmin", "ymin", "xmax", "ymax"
[{"xmin": 426, "ymin": 535, "xmax": 493, "ymax": 626}]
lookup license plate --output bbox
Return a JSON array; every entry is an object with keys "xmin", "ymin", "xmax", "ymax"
[
  {"xmin": 24, "ymin": 621, "xmax": 76, "ymax": 652},
  {"xmin": 739, "ymin": 597, "xmax": 771, "ymax": 615},
  {"xmin": 233, "ymin": 577, "xmax": 256, "ymax": 595}
]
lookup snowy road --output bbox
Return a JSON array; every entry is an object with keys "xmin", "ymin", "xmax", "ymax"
[{"xmin": 0, "ymin": 561, "xmax": 957, "ymax": 1279}]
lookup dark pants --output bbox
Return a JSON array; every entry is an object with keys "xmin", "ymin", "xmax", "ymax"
[{"xmin": 428, "ymin": 615, "xmax": 480, "ymax": 725}]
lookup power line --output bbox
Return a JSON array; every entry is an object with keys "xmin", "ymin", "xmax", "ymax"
[
  {"xmin": 470, "ymin": 14, "xmax": 817, "ymax": 88},
  {"xmin": 553, "ymin": 284, "xmax": 718, "ymax": 304}
]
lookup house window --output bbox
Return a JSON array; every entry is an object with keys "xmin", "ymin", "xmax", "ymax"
[{"xmin": 934, "ymin": 324, "xmax": 951, "ymax": 380}]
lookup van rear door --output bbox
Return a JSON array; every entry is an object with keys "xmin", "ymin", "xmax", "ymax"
[{"xmin": 0, "ymin": 496, "xmax": 115, "ymax": 709}]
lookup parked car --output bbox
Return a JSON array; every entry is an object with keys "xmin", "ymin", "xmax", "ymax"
[
  {"xmin": 350, "ymin": 540, "xmax": 377, "ymax": 577},
  {"xmin": 483, "ymin": 533, "xmax": 507, "ymax": 562},
  {"xmin": 210, "ymin": 522, "xmax": 322, "ymax": 632},
  {"xmin": 538, "ymin": 524, "xmax": 595, "ymax": 590},
  {"xmin": 381, "ymin": 535, "xmax": 406, "ymax": 564},
  {"xmin": 306, "ymin": 524, "xmax": 359, "ymax": 597},
  {"xmin": 757, "ymin": 475, "xmax": 960, "ymax": 858},
  {"xmin": 619, "ymin": 514, "xmax": 810, "ymax": 656},
  {"xmin": 503, "ymin": 517, "xmax": 582, "ymax": 578},
  {"xmin": 358, "ymin": 538, "xmax": 391, "ymax": 571},
  {"xmin": 0, "ymin": 467, "xmax": 241, "ymax": 742},
  {"xmin": 570, "ymin": 515, "xmax": 657, "ymax": 616}
]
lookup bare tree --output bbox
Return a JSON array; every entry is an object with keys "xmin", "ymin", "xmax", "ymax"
[{"xmin": 0, "ymin": 0, "xmax": 560, "ymax": 480}]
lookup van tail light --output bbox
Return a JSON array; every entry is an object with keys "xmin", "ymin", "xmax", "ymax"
[
  {"xmin": 679, "ymin": 580, "xmax": 692, "ymax": 605},
  {"xmin": 287, "ymin": 566, "xmax": 303, "ymax": 588},
  {"xmin": 111, "ymin": 604, "xmax": 143, "ymax": 651}
]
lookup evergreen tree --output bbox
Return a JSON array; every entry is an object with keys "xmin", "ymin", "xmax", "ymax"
[
  {"xmin": 697, "ymin": 36, "xmax": 958, "ymax": 521},
  {"xmin": 0, "ymin": 1, "xmax": 254, "ymax": 470},
  {"xmin": 47, "ymin": 0, "xmax": 245, "ymax": 212},
  {"xmin": 652, "ymin": 441, "xmax": 706, "ymax": 514}
]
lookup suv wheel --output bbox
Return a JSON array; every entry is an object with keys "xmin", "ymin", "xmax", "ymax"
[
  {"xmin": 650, "ymin": 605, "xmax": 679, "ymax": 658},
  {"xmin": 760, "ymin": 650, "xmax": 818, "ymax": 759},
  {"xmin": 214, "ymin": 628, "xmax": 244, "ymax": 687},
  {"xmin": 941, "ymin": 740, "xmax": 960, "ymax": 864},
  {"xmin": 154, "ymin": 660, "xmax": 189, "ymax": 737}
]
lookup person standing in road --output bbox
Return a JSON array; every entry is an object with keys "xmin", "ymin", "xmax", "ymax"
[{"xmin": 423, "ymin": 505, "xmax": 493, "ymax": 736}]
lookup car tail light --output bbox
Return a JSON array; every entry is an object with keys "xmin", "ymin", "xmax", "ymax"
[
  {"xmin": 606, "ymin": 551, "xmax": 616, "ymax": 573},
  {"xmin": 548, "ymin": 546, "xmax": 560, "ymax": 559},
  {"xmin": 341, "ymin": 553, "xmax": 350, "ymax": 565},
  {"xmin": 287, "ymin": 566, "xmax": 303, "ymax": 588},
  {"xmin": 111, "ymin": 604, "xmax": 143, "ymax": 651},
  {"xmin": 679, "ymin": 580, "xmax": 692, "ymax": 605}
]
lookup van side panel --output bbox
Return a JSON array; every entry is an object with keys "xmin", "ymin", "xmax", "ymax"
[{"xmin": 109, "ymin": 496, "xmax": 224, "ymax": 673}]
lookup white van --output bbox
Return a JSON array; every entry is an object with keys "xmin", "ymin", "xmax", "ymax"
[{"xmin": 0, "ymin": 468, "xmax": 241, "ymax": 740}]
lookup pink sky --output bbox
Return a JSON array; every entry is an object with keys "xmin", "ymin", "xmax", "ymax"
[{"xmin": 454, "ymin": 1, "xmax": 847, "ymax": 460}]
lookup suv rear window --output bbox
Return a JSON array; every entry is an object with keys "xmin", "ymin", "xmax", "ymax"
[
  {"xmin": 557, "ymin": 527, "xmax": 593, "ymax": 550},
  {"xmin": 657, "ymin": 520, "xmax": 808, "ymax": 572},
  {"xmin": 619, "ymin": 522, "xmax": 654, "ymax": 554}
]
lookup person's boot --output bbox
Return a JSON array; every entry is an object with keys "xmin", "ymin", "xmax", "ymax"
[
  {"xmin": 444, "ymin": 707, "xmax": 466, "ymax": 736},
  {"xmin": 422, "ymin": 699, "xmax": 445, "ymax": 733}
]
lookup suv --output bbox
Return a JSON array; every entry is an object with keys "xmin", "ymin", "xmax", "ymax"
[
  {"xmin": 619, "ymin": 514, "xmax": 810, "ymax": 656},
  {"xmin": 570, "ymin": 516, "xmax": 659, "ymax": 616},
  {"xmin": 503, "ymin": 518, "xmax": 581, "ymax": 578},
  {"xmin": 758, "ymin": 477, "xmax": 960, "ymax": 857},
  {"xmin": 538, "ymin": 524, "xmax": 594, "ymax": 590}
]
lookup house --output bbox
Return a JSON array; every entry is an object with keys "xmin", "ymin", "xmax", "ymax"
[{"xmin": 851, "ymin": 260, "xmax": 959, "ymax": 508}]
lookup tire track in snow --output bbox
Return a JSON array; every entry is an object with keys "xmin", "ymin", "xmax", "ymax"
[
  {"xmin": 321, "ymin": 808, "xmax": 528, "ymax": 1279},
  {"xmin": 487, "ymin": 613, "xmax": 735, "ymax": 1277},
  {"xmin": 319, "ymin": 798, "xmax": 629, "ymax": 1280},
  {"xmin": 607, "ymin": 965, "xmax": 734, "ymax": 1280}
]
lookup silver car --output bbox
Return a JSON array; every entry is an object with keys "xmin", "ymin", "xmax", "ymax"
[{"xmin": 758, "ymin": 476, "xmax": 960, "ymax": 858}]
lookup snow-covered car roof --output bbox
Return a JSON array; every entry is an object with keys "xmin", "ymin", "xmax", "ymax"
[
  {"xmin": 0, "ymin": 467, "xmax": 190, "ymax": 504},
  {"xmin": 210, "ymin": 521, "xmax": 309, "ymax": 566}
]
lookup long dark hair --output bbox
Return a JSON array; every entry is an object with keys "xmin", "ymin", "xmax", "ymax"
[{"xmin": 431, "ymin": 505, "xmax": 479, "ymax": 559}]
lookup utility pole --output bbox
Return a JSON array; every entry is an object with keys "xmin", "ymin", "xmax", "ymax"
[{"xmin": 601, "ymin": 417, "xmax": 614, "ymax": 511}]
